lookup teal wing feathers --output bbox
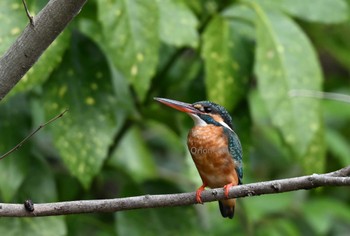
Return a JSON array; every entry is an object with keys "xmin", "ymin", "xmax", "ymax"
[{"xmin": 224, "ymin": 128, "xmax": 243, "ymax": 184}]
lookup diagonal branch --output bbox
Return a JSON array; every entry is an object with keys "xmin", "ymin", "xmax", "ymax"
[
  {"xmin": 1, "ymin": 166, "xmax": 349, "ymax": 217},
  {"xmin": 0, "ymin": 109, "xmax": 68, "ymax": 160},
  {"xmin": 0, "ymin": 0, "xmax": 87, "ymax": 100}
]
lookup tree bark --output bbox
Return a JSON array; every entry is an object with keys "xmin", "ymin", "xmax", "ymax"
[{"xmin": 0, "ymin": 0, "xmax": 87, "ymax": 100}]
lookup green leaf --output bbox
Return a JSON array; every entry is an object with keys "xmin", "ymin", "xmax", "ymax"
[
  {"xmin": 202, "ymin": 15, "xmax": 253, "ymax": 110},
  {"xmin": 66, "ymin": 214, "xmax": 116, "ymax": 236},
  {"xmin": 0, "ymin": 96, "xmax": 31, "ymax": 201},
  {"xmin": 253, "ymin": 6, "xmax": 325, "ymax": 172},
  {"xmin": 222, "ymin": 4, "xmax": 256, "ymax": 24},
  {"xmin": 277, "ymin": 0, "xmax": 349, "ymax": 24},
  {"xmin": 42, "ymin": 32, "xmax": 121, "ymax": 188},
  {"xmin": 98, "ymin": 0, "xmax": 159, "ymax": 101},
  {"xmin": 158, "ymin": 0, "xmax": 199, "ymax": 48},
  {"xmin": 78, "ymin": 19, "xmax": 136, "ymax": 114},
  {"xmin": 306, "ymin": 23, "xmax": 350, "ymax": 70},
  {"xmin": 248, "ymin": 90, "xmax": 291, "ymax": 171},
  {"xmin": 17, "ymin": 158, "xmax": 58, "ymax": 202},
  {"xmin": 143, "ymin": 121, "xmax": 187, "ymax": 176},
  {"xmin": 178, "ymin": 0, "xmax": 202, "ymax": 16},
  {"xmin": 244, "ymin": 192, "xmax": 294, "ymax": 223},
  {"xmin": 0, "ymin": 156, "xmax": 64, "ymax": 236},
  {"xmin": 0, "ymin": 217, "xmax": 66, "ymax": 236},
  {"xmin": 326, "ymin": 129, "xmax": 350, "ymax": 167},
  {"xmin": 0, "ymin": 2, "xmax": 27, "ymax": 56},
  {"xmin": 303, "ymin": 198, "xmax": 350, "ymax": 235},
  {"xmin": 115, "ymin": 180, "xmax": 199, "ymax": 236},
  {"xmin": 257, "ymin": 219, "xmax": 299, "ymax": 236},
  {"xmin": 109, "ymin": 127, "xmax": 157, "ymax": 183}
]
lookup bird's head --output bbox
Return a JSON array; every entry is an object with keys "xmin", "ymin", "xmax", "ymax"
[{"xmin": 154, "ymin": 97, "xmax": 233, "ymax": 131}]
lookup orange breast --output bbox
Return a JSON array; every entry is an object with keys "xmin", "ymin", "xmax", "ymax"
[{"xmin": 187, "ymin": 125, "xmax": 238, "ymax": 188}]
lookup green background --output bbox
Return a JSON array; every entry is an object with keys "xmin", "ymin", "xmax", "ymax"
[{"xmin": 1, "ymin": 0, "xmax": 350, "ymax": 235}]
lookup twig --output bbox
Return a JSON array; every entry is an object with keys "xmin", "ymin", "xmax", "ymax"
[
  {"xmin": 289, "ymin": 89, "xmax": 350, "ymax": 103},
  {"xmin": 0, "ymin": 166, "xmax": 349, "ymax": 217},
  {"xmin": 22, "ymin": 0, "xmax": 34, "ymax": 26},
  {"xmin": 0, "ymin": 109, "xmax": 68, "ymax": 161}
]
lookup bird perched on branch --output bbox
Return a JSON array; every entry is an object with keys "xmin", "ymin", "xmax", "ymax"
[{"xmin": 154, "ymin": 97, "xmax": 243, "ymax": 219}]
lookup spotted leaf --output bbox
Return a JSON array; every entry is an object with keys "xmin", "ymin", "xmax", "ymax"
[
  {"xmin": 42, "ymin": 32, "xmax": 120, "ymax": 188},
  {"xmin": 254, "ymin": 7, "xmax": 325, "ymax": 172},
  {"xmin": 254, "ymin": 0, "xmax": 349, "ymax": 24},
  {"xmin": 202, "ymin": 15, "xmax": 253, "ymax": 110},
  {"xmin": 98, "ymin": 0, "xmax": 159, "ymax": 101},
  {"xmin": 158, "ymin": 0, "xmax": 199, "ymax": 48}
]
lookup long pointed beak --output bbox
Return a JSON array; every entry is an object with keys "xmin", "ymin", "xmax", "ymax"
[{"xmin": 154, "ymin": 97, "xmax": 199, "ymax": 114}]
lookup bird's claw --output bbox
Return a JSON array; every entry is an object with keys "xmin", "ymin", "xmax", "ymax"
[
  {"xmin": 196, "ymin": 191, "xmax": 203, "ymax": 204},
  {"xmin": 196, "ymin": 184, "xmax": 207, "ymax": 204},
  {"xmin": 223, "ymin": 183, "xmax": 234, "ymax": 198}
]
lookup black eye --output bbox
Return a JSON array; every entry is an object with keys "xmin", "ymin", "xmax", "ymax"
[{"xmin": 204, "ymin": 106, "xmax": 212, "ymax": 113}]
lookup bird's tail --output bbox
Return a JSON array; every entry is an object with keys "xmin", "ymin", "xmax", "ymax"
[{"xmin": 218, "ymin": 199, "xmax": 236, "ymax": 219}]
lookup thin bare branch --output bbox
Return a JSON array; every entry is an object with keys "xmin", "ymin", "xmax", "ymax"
[
  {"xmin": 0, "ymin": 109, "xmax": 68, "ymax": 161},
  {"xmin": 0, "ymin": 166, "xmax": 349, "ymax": 217},
  {"xmin": 289, "ymin": 89, "xmax": 350, "ymax": 103},
  {"xmin": 22, "ymin": 0, "xmax": 34, "ymax": 26}
]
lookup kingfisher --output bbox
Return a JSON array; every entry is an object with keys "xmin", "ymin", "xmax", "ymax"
[{"xmin": 154, "ymin": 97, "xmax": 243, "ymax": 219}]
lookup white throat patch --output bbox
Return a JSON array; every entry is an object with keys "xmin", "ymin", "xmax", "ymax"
[{"xmin": 188, "ymin": 113, "xmax": 207, "ymax": 126}]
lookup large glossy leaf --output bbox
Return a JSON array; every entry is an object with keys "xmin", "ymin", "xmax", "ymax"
[
  {"xmin": 158, "ymin": 0, "xmax": 199, "ymax": 48},
  {"xmin": 326, "ymin": 129, "xmax": 350, "ymax": 167},
  {"xmin": 0, "ymin": 149, "xmax": 65, "ymax": 236},
  {"xmin": 202, "ymin": 15, "xmax": 253, "ymax": 110},
  {"xmin": 109, "ymin": 126, "xmax": 157, "ymax": 183},
  {"xmin": 244, "ymin": 192, "xmax": 294, "ymax": 223},
  {"xmin": 271, "ymin": 0, "xmax": 349, "ymax": 24},
  {"xmin": 115, "ymin": 180, "xmax": 199, "ymax": 236},
  {"xmin": 0, "ymin": 96, "xmax": 31, "ymax": 201},
  {"xmin": 98, "ymin": 0, "xmax": 159, "ymax": 101},
  {"xmin": 0, "ymin": 217, "xmax": 66, "ymax": 236},
  {"xmin": 78, "ymin": 19, "xmax": 136, "ymax": 114},
  {"xmin": 16, "ymin": 156, "xmax": 58, "ymax": 202},
  {"xmin": 253, "ymin": 6, "xmax": 325, "ymax": 172},
  {"xmin": 256, "ymin": 218, "xmax": 299, "ymax": 236},
  {"xmin": 306, "ymin": 23, "xmax": 350, "ymax": 70},
  {"xmin": 303, "ymin": 198, "xmax": 350, "ymax": 235},
  {"xmin": 42, "ymin": 32, "xmax": 121, "ymax": 188}
]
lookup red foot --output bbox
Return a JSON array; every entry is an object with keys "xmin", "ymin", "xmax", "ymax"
[
  {"xmin": 223, "ymin": 183, "xmax": 234, "ymax": 198},
  {"xmin": 196, "ymin": 183, "xmax": 207, "ymax": 204}
]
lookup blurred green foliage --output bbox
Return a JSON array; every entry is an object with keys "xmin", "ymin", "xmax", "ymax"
[{"xmin": 1, "ymin": 0, "xmax": 350, "ymax": 235}]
